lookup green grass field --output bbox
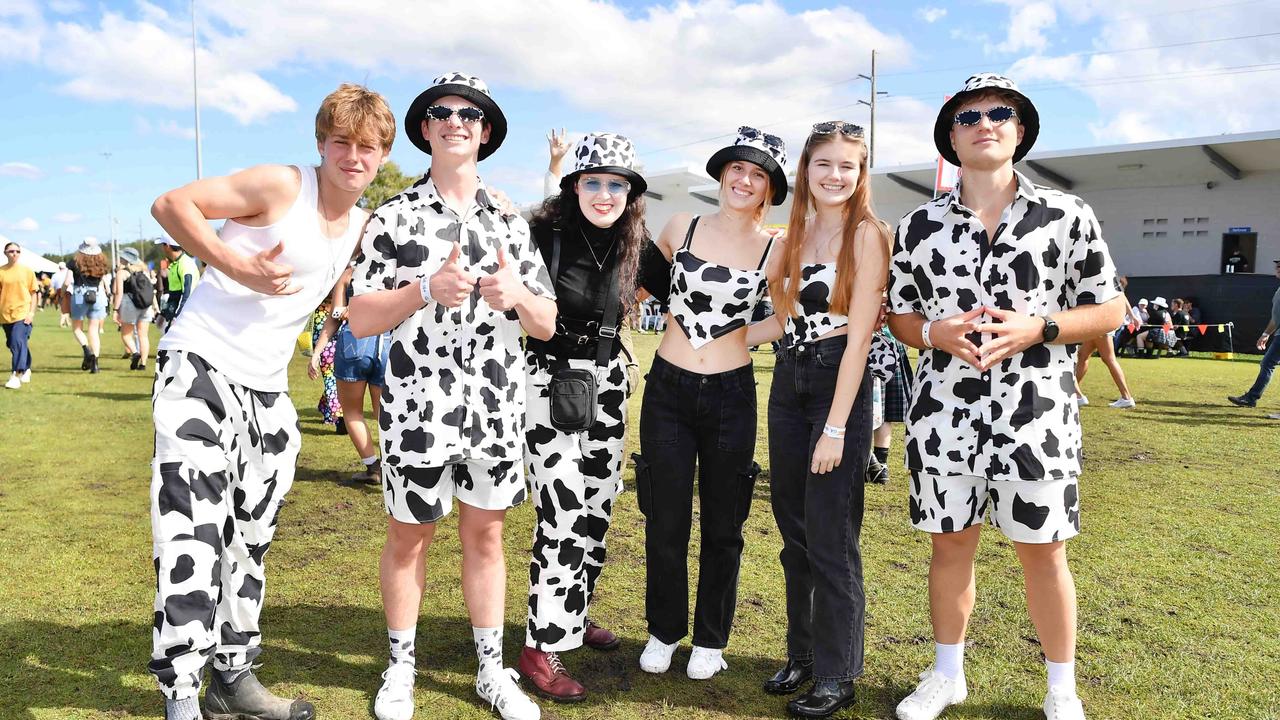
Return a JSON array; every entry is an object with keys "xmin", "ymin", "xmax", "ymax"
[{"xmin": 1, "ymin": 310, "xmax": 1278, "ymax": 720}]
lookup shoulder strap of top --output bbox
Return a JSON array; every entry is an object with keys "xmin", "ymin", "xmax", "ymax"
[
  {"xmin": 755, "ymin": 234, "xmax": 776, "ymax": 271},
  {"xmin": 297, "ymin": 164, "xmax": 318, "ymax": 209},
  {"xmin": 681, "ymin": 216, "xmax": 700, "ymax": 251}
]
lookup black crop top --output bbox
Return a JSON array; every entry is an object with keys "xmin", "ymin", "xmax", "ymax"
[{"xmin": 528, "ymin": 218, "xmax": 624, "ymax": 359}]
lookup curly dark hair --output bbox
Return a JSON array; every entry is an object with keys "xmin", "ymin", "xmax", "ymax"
[{"xmin": 531, "ymin": 186, "xmax": 648, "ymax": 316}]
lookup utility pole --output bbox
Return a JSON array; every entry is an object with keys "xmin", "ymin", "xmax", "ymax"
[
  {"xmin": 101, "ymin": 151, "xmax": 117, "ymax": 269},
  {"xmin": 857, "ymin": 50, "xmax": 889, "ymax": 168},
  {"xmin": 192, "ymin": 0, "xmax": 203, "ymax": 179}
]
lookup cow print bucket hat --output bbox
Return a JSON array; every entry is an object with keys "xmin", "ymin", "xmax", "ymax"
[
  {"xmin": 560, "ymin": 132, "xmax": 647, "ymax": 197},
  {"xmin": 706, "ymin": 126, "xmax": 789, "ymax": 206},
  {"xmin": 404, "ymin": 72, "xmax": 507, "ymax": 161},
  {"xmin": 934, "ymin": 72, "xmax": 1039, "ymax": 167}
]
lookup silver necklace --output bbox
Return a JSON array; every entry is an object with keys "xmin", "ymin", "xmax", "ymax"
[
  {"xmin": 579, "ymin": 226, "xmax": 616, "ymax": 271},
  {"xmin": 317, "ymin": 174, "xmax": 347, "ymax": 282}
]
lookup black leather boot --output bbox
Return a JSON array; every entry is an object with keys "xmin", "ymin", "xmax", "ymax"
[
  {"xmin": 763, "ymin": 657, "xmax": 813, "ymax": 695},
  {"xmin": 787, "ymin": 679, "xmax": 856, "ymax": 717},
  {"xmin": 204, "ymin": 669, "xmax": 315, "ymax": 720}
]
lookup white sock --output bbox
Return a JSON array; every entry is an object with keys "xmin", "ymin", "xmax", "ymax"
[
  {"xmin": 1046, "ymin": 659, "xmax": 1076, "ymax": 693},
  {"xmin": 472, "ymin": 626, "xmax": 504, "ymax": 676},
  {"xmin": 164, "ymin": 696, "xmax": 200, "ymax": 720},
  {"xmin": 935, "ymin": 641, "xmax": 964, "ymax": 680},
  {"xmin": 389, "ymin": 626, "xmax": 417, "ymax": 667},
  {"xmin": 362, "ymin": 455, "xmax": 379, "ymax": 466}
]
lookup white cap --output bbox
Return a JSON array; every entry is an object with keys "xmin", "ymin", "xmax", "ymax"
[{"xmin": 1138, "ymin": 298, "xmax": 1148, "ymax": 305}]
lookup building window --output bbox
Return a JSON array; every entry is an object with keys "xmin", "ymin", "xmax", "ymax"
[
  {"xmin": 1143, "ymin": 219, "xmax": 1155, "ymax": 226},
  {"xmin": 1143, "ymin": 231, "xmax": 1155, "ymax": 238},
  {"xmin": 1197, "ymin": 230, "xmax": 1208, "ymax": 236},
  {"xmin": 1198, "ymin": 217, "xmax": 1209, "ymax": 224},
  {"xmin": 1156, "ymin": 218, "xmax": 1168, "ymax": 225},
  {"xmin": 1155, "ymin": 231, "xmax": 1167, "ymax": 237},
  {"xmin": 1183, "ymin": 230, "xmax": 1195, "ymax": 237}
]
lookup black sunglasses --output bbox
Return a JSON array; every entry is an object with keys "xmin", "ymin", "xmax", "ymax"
[
  {"xmin": 739, "ymin": 126, "xmax": 783, "ymax": 149},
  {"xmin": 812, "ymin": 121, "xmax": 865, "ymax": 138},
  {"xmin": 953, "ymin": 106, "xmax": 1017, "ymax": 127},
  {"xmin": 425, "ymin": 105, "xmax": 485, "ymax": 124}
]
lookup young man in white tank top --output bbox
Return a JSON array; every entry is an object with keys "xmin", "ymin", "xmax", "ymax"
[{"xmin": 146, "ymin": 84, "xmax": 395, "ymax": 720}]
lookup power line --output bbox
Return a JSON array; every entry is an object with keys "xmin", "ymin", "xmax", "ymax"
[{"xmin": 646, "ymin": 62, "xmax": 1280, "ymax": 156}]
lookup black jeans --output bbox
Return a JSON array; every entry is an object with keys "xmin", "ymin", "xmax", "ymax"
[
  {"xmin": 768, "ymin": 335, "xmax": 872, "ymax": 681},
  {"xmin": 635, "ymin": 354, "xmax": 760, "ymax": 649}
]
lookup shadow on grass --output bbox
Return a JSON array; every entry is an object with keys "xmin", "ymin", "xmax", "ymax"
[
  {"xmin": 51, "ymin": 390, "xmax": 151, "ymax": 401},
  {"xmin": 0, "ymin": 606, "xmax": 817, "ymax": 719},
  {"xmin": 294, "ymin": 464, "xmax": 381, "ymax": 492}
]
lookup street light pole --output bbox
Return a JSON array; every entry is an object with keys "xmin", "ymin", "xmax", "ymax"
[
  {"xmin": 192, "ymin": 0, "xmax": 203, "ymax": 180},
  {"xmin": 100, "ymin": 151, "xmax": 117, "ymax": 269}
]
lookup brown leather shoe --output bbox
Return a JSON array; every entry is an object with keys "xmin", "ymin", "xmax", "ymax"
[
  {"xmin": 583, "ymin": 619, "xmax": 620, "ymax": 651},
  {"xmin": 517, "ymin": 646, "xmax": 586, "ymax": 703}
]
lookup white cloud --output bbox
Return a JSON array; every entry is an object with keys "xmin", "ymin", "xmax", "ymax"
[
  {"xmin": 53, "ymin": 212, "xmax": 82, "ymax": 223},
  {"xmin": 0, "ymin": 161, "xmax": 42, "ymax": 179},
  {"xmin": 0, "ymin": 0, "xmax": 43, "ymax": 62},
  {"xmin": 987, "ymin": 1, "xmax": 1057, "ymax": 55},
  {"xmin": 158, "ymin": 120, "xmax": 197, "ymax": 140},
  {"xmin": 1007, "ymin": 0, "xmax": 1280, "ymax": 144},
  {"xmin": 8, "ymin": 217, "xmax": 38, "ymax": 231},
  {"xmin": 916, "ymin": 6, "xmax": 947, "ymax": 23},
  {"xmin": 63, "ymin": 164, "xmax": 86, "ymax": 174},
  {"xmin": 47, "ymin": 0, "xmax": 84, "ymax": 14}
]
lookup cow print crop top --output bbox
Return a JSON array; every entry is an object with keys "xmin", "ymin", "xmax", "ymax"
[
  {"xmin": 782, "ymin": 262, "xmax": 848, "ymax": 347},
  {"xmin": 667, "ymin": 216, "xmax": 775, "ymax": 350}
]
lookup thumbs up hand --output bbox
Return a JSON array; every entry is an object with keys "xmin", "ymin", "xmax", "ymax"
[
  {"xmin": 429, "ymin": 242, "xmax": 476, "ymax": 307},
  {"xmin": 240, "ymin": 240, "xmax": 299, "ymax": 295},
  {"xmin": 478, "ymin": 246, "xmax": 528, "ymax": 311}
]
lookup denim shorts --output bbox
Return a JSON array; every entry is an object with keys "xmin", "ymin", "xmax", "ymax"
[
  {"xmin": 333, "ymin": 325, "xmax": 390, "ymax": 387},
  {"xmin": 70, "ymin": 285, "xmax": 107, "ymax": 321}
]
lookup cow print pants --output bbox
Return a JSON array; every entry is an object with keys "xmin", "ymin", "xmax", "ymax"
[
  {"xmin": 147, "ymin": 350, "xmax": 301, "ymax": 699},
  {"xmin": 524, "ymin": 351, "xmax": 628, "ymax": 652}
]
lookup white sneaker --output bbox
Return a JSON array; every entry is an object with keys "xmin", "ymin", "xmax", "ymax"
[
  {"xmin": 686, "ymin": 646, "xmax": 727, "ymax": 680},
  {"xmin": 1076, "ymin": 395, "xmax": 1089, "ymax": 407},
  {"xmin": 1043, "ymin": 687, "xmax": 1086, "ymax": 720},
  {"xmin": 374, "ymin": 662, "xmax": 416, "ymax": 720},
  {"xmin": 19, "ymin": 369, "xmax": 30, "ymax": 383},
  {"xmin": 4, "ymin": 375, "xmax": 19, "ymax": 389},
  {"xmin": 639, "ymin": 635, "xmax": 679, "ymax": 674},
  {"xmin": 895, "ymin": 666, "xmax": 967, "ymax": 720},
  {"xmin": 475, "ymin": 668, "xmax": 540, "ymax": 720},
  {"xmin": 1108, "ymin": 397, "xmax": 1136, "ymax": 409}
]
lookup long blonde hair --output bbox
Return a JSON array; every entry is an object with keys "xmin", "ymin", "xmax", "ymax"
[{"xmin": 770, "ymin": 131, "xmax": 889, "ymax": 319}]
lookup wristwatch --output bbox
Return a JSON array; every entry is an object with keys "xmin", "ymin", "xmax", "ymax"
[{"xmin": 1041, "ymin": 316, "xmax": 1060, "ymax": 343}]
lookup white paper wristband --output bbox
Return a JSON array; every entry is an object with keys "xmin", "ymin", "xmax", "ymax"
[{"xmin": 921, "ymin": 320, "xmax": 935, "ymax": 349}]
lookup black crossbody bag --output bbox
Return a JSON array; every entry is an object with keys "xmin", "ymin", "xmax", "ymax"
[{"xmin": 546, "ymin": 227, "xmax": 621, "ymax": 432}]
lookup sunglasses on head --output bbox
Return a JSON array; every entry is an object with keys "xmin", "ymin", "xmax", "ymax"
[
  {"xmin": 425, "ymin": 105, "xmax": 485, "ymax": 124},
  {"xmin": 812, "ymin": 121, "xmax": 865, "ymax": 138},
  {"xmin": 577, "ymin": 177, "xmax": 631, "ymax": 196},
  {"xmin": 953, "ymin": 106, "xmax": 1017, "ymax": 127},
  {"xmin": 739, "ymin": 126, "xmax": 784, "ymax": 149}
]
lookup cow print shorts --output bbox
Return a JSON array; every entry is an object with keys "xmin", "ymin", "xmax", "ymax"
[
  {"xmin": 383, "ymin": 458, "xmax": 525, "ymax": 524},
  {"xmin": 908, "ymin": 472, "xmax": 1081, "ymax": 544}
]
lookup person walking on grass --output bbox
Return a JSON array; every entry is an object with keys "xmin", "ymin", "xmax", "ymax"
[
  {"xmin": 1, "ymin": 241, "xmax": 38, "ymax": 389},
  {"xmin": 156, "ymin": 235, "xmax": 201, "ymax": 329},
  {"xmin": 1228, "ymin": 258, "xmax": 1280, "ymax": 411},
  {"xmin": 310, "ymin": 265, "xmax": 390, "ymax": 483},
  {"xmin": 347, "ymin": 73, "xmax": 555, "ymax": 720},
  {"xmin": 68, "ymin": 238, "xmax": 109, "ymax": 373},
  {"xmin": 745, "ymin": 120, "xmax": 889, "ymax": 717},
  {"xmin": 112, "ymin": 247, "xmax": 157, "ymax": 371},
  {"xmin": 146, "ymin": 83, "xmax": 394, "ymax": 720},
  {"xmin": 887, "ymin": 74, "xmax": 1126, "ymax": 720},
  {"xmin": 516, "ymin": 133, "xmax": 649, "ymax": 703},
  {"xmin": 632, "ymin": 127, "xmax": 786, "ymax": 682}
]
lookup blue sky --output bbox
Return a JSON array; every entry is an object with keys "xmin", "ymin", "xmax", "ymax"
[{"xmin": 1, "ymin": 0, "xmax": 1276, "ymax": 257}]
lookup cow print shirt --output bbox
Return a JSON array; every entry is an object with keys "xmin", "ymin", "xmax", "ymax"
[
  {"xmin": 888, "ymin": 171, "xmax": 1121, "ymax": 481},
  {"xmin": 782, "ymin": 263, "xmax": 847, "ymax": 347},
  {"xmin": 667, "ymin": 216, "xmax": 774, "ymax": 349},
  {"xmin": 352, "ymin": 174, "xmax": 555, "ymax": 468}
]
